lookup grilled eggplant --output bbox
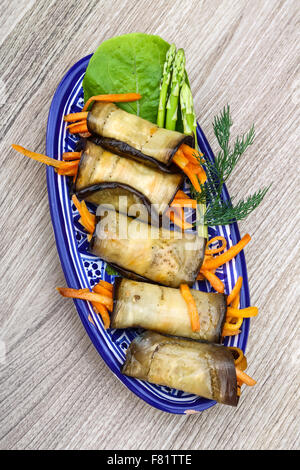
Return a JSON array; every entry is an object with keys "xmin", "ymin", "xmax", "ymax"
[
  {"xmin": 122, "ymin": 331, "xmax": 238, "ymax": 406},
  {"xmin": 87, "ymin": 102, "xmax": 194, "ymax": 170},
  {"xmin": 90, "ymin": 211, "xmax": 206, "ymax": 288},
  {"xmin": 74, "ymin": 140, "xmax": 183, "ymax": 222},
  {"xmin": 112, "ymin": 279, "xmax": 226, "ymax": 343}
]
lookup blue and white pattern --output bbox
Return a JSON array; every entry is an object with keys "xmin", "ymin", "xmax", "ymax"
[{"xmin": 46, "ymin": 55, "xmax": 250, "ymax": 414}]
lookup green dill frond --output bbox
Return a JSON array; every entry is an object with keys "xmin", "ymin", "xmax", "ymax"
[{"xmin": 191, "ymin": 106, "xmax": 270, "ymax": 226}]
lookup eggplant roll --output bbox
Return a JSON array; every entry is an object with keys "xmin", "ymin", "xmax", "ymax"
[
  {"xmin": 112, "ymin": 279, "xmax": 226, "ymax": 343},
  {"xmin": 87, "ymin": 102, "xmax": 194, "ymax": 170},
  {"xmin": 90, "ymin": 211, "xmax": 206, "ymax": 288},
  {"xmin": 122, "ymin": 331, "xmax": 238, "ymax": 406},
  {"xmin": 74, "ymin": 140, "xmax": 182, "ymax": 221}
]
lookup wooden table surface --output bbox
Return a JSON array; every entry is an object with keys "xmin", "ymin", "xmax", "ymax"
[{"xmin": 0, "ymin": 0, "xmax": 299, "ymax": 451}]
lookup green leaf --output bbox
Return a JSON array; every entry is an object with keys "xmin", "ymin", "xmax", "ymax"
[
  {"xmin": 83, "ymin": 33, "xmax": 170, "ymax": 123},
  {"xmin": 105, "ymin": 264, "xmax": 119, "ymax": 276}
]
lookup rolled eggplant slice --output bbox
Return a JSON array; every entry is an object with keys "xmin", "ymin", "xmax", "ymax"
[
  {"xmin": 90, "ymin": 211, "xmax": 206, "ymax": 288},
  {"xmin": 112, "ymin": 279, "xmax": 226, "ymax": 343},
  {"xmin": 122, "ymin": 331, "xmax": 238, "ymax": 406},
  {"xmin": 87, "ymin": 102, "xmax": 194, "ymax": 169},
  {"xmin": 74, "ymin": 140, "xmax": 183, "ymax": 221}
]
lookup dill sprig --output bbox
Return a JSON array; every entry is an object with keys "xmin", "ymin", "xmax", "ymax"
[{"xmin": 192, "ymin": 105, "xmax": 270, "ymax": 226}]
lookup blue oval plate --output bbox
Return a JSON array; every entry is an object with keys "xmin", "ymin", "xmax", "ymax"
[{"xmin": 46, "ymin": 55, "xmax": 250, "ymax": 414}]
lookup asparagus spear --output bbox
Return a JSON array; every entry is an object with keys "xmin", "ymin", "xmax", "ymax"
[
  {"xmin": 165, "ymin": 48, "xmax": 186, "ymax": 131},
  {"xmin": 157, "ymin": 43, "xmax": 176, "ymax": 128},
  {"xmin": 180, "ymin": 81, "xmax": 197, "ymax": 137}
]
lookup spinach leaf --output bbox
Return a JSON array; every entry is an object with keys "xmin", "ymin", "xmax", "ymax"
[{"xmin": 83, "ymin": 33, "xmax": 170, "ymax": 123}]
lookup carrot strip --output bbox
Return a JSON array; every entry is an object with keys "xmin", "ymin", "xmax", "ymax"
[
  {"xmin": 71, "ymin": 195, "xmax": 95, "ymax": 234},
  {"xmin": 181, "ymin": 144, "xmax": 204, "ymax": 164},
  {"xmin": 64, "ymin": 112, "xmax": 88, "ymax": 122},
  {"xmin": 93, "ymin": 284, "xmax": 113, "ymax": 298},
  {"xmin": 66, "ymin": 119, "xmax": 87, "ymax": 130},
  {"xmin": 82, "ymin": 93, "xmax": 142, "ymax": 112},
  {"xmin": 92, "ymin": 302, "xmax": 110, "ymax": 329},
  {"xmin": 88, "ymin": 314, "xmax": 95, "ymax": 326},
  {"xmin": 205, "ymin": 236, "xmax": 227, "ymax": 255},
  {"xmin": 200, "ymin": 268, "xmax": 225, "ymax": 293},
  {"xmin": 171, "ymin": 198, "xmax": 197, "ymax": 209},
  {"xmin": 201, "ymin": 234, "xmax": 251, "ymax": 271},
  {"xmin": 227, "ymin": 276, "xmax": 243, "ymax": 305},
  {"xmin": 235, "ymin": 368, "xmax": 256, "ymax": 386},
  {"xmin": 174, "ymin": 190, "xmax": 191, "ymax": 200},
  {"xmin": 56, "ymin": 160, "xmax": 79, "ymax": 176},
  {"xmin": 12, "ymin": 144, "xmax": 65, "ymax": 169},
  {"xmin": 173, "ymin": 149, "xmax": 189, "ymax": 169},
  {"xmin": 81, "ymin": 200, "xmax": 96, "ymax": 232},
  {"xmin": 229, "ymin": 347, "xmax": 248, "ymax": 371},
  {"xmin": 167, "ymin": 207, "xmax": 193, "ymax": 230},
  {"xmin": 187, "ymin": 164, "xmax": 207, "ymax": 184},
  {"xmin": 68, "ymin": 122, "xmax": 89, "ymax": 134},
  {"xmin": 223, "ymin": 317, "xmax": 243, "ymax": 331},
  {"xmin": 97, "ymin": 280, "xmax": 113, "ymax": 292},
  {"xmin": 57, "ymin": 167, "xmax": 78, "ymax": 176},
  {"xmin": 231, "ymin": 292, "xmax": 240, "ymax": 309},
  {"xmin": 227, "ymin": 306, "xmax": 258, "ymax": 318},
  {"xmin": 79, "ymin": 131, "xmax": 92, "ymax": 138},
  {"xmin": 180, "ymin": 284, "xmax": 200, "ymax": 332},
  {"xmin": 183, "ymin": 165, "xmax": 201, "ymax": 191},
  {"xmin": 62, "ymin": 152, "xmax": 82, "ymax": 161},
  {"xmin": 222, "ymin": 329, "xmax": 241, "ymax": 337},
  {"xmin": 56, "ymin": 287, "xmax": 113, "ymax": 311}
]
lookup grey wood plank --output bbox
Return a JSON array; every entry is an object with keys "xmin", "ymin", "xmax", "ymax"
[{"xmin": 0, "ymin": 0, "xmax": 299, "ymax": 450}]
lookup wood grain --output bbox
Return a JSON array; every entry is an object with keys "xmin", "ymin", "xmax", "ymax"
[{"xmin": 0, "ymin": 0, "xmax": 299, "ymax": 450}]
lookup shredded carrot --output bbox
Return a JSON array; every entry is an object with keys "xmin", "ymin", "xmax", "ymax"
[
  {"xmin": 62, "ymin": 152, "xmax": 82, "ymax": 161},
  {"xmin": 66, "ymin": 119, "xmax": 87, "ymax": 130},
  {"xmin": 79, "ymin": 131, "xmax": 92, "ymax": 138},
  {"xmin": 223, "ymin": 317, "xmax": 243, "ymax": 331},
  {"xmin": 57, "ymin": 287, "xmax": 113, "ymax": 311},
  {"xmin": 71, "ymin": 195, "xmax": 96, "ymax": 234},
  {"xmin": 68, "ymin": 122, "xmax": 89, "ymax": 134},
  {"xmin": 88, "ymin": 314, "xmax": 95, "ymax": 326},
  {"xmin": 235, "ymin": 368, "xmax": 256, "ymax": 386},
  {"xmin": 199, "ymin": 268, "xmax": 224, "ymax": 293},
  {"xmin": 205, "ymin": 236, "xmax": 227, "ymax": 255},
  {"xmin": 97, "ymin": 280, "xmax": 113, "ymax": 292},
  {"xmin": 187, "ymin": 164, "xmax": 207, "ymax": 184},
  {"xmin": 171, "ymin": 198, "xmax": 197, "ymax": 209},
  {"xmin": 92, "ymin": 302, "xmax": 110, "ymax": 329},
  {"xmin": 64, "ymin": 111, "xmax": 88, "ymax": 122},
  {"xmin": 229, "ymin": 347, "xmax": 248, "ymax": 371},
  {"xmin": 167, "ymin": 207, "xmax": 193, "ymax": 230},
  {"xmin": 174, "ymin": 190, "xmax": 191, "ymax": 200},
  {"xmin": 227, "ymin": 306, "xmax": 258, "ymax": 318},
  {"xmin": 222, "ymin": 329, "xmax": 241, "ymax": 337},
  {"xmin": 12, "ymin": 144, "xmax": 80, "ymax": 176},
  {"xmin": 231, "ymin": 292, "xmax": 240, "ymax": 309},
  {"xmin": 72, "ymin": 162, "xmax": 79, "ymax": 183},
  {"xmin": 201, "ymin": 234, "xmax": 251, "ymax": 271},
  {"xmin": 196, "ymin": 272, "xmax": 205, "ymax": 281},
  {"xmin": 182, "ymin": 165, "xmax": 201, "ymax": 191},
  {"xmin": 56, "ymin": 160, "xmax": 79, "ymax": 176},
  {"xmin": 180, "ymin": 284, "xmax": 200, "ymax": 332},
  {"xmin": 93, "ymin": 283, "xmax": 113, "ymax": 298},
  {"xmin": 82, "ymin": 93, "xmax": 142, "ymax": 112},
  {"xmin": 180, "ymin": 144, "xmax": 204, "ymax": 165},
  {"xmin": 12, "ymin": 144, "xmax": 66, "ymax": 169},
  {"xmin": 227, "ymin": 276, "xmax": 243, "ymax": 305},
  {"xmin": 173, "ymin": 149, "xmax": 189, "ymax": 170}
]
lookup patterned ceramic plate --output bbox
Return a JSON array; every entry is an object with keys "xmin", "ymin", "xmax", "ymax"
[{"xmin": 46, "ymin": 55, "xmax": 250, "ymax": 414}]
